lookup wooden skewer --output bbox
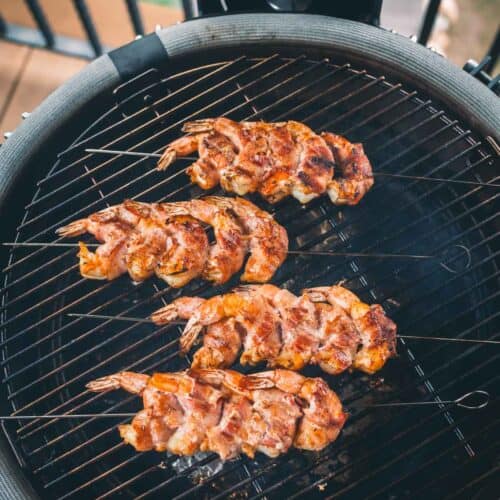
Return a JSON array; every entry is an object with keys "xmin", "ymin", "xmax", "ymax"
[
  {"xmin": 0, "ymin": 390, "xmax": 489, "ymax": 420},
  {"xmin": 85, "ymin": 148, "xmax": 500, "ymax": 188},
  {"xmin": 67, "ymin": 313, "xmax": 500, "ymax": 345}
]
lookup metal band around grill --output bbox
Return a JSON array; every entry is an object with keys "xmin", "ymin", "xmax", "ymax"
[{"xmin": 108, "ymin": 33, "xmax": 170, "ymax": 82}]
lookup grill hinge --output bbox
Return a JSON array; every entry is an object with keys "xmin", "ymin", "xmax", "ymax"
[{"xmin": 463, "ymin": 57, "xmax": 500, "ymax": 95}]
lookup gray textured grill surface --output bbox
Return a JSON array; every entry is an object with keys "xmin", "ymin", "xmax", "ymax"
[{"xmin": 1, "ymin": 56, "xmax": 498, "ymax": 499}]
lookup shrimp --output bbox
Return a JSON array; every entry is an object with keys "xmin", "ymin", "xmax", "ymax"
[
  {"xmin": 150, "ymin": 296, "xmax": 242, "ymax": 368},
  {"xmin": 312, "ymin": 302, "xmax": 360, "ymax": 375},
  {"xmin": 303, "ymin": 286, "xmax": 397, "ymax": 374},
  {"xmin": 238, "ymin": 284, "xmax": 320, "ymax": 371},
  {"xmin": 183, "ymin": 118, "xmax": 268, "ymax": 195},
  {"xmin": 88, "ymin": 369, "xmax": 346, "ymax": 459},
  {"xmin": 126, "ymin": 217, "xmax": 169, "ymax": 282},
  {"xmin": 179, "ymin": 289, "xmax": 281, "ymax": 365},
  {"xmin": 204, "ymin": 196, "xmax": 288, "ymax": 282},
  {"xmin": 160, "ymin": 198, "xmax": 246, "ymax": 284},
  {"xmin": 191, "ymin": 318, "xmax": 243, "ymax": 369},
  {"xmin": 258, "ymin": 123, "xmax": 297, "ymax": 203},
  {"xmin": 157, "ymin": 118, "xmax": 375, "ymax": 205},
  {"xmin": 158, "ymin": 131, "xmax": 236, "ymax": 192},
  {"xmin": 286, "ymin": 121, "xmax": 335, "ymax": 203},
  {"xmin": 57, "ymin": 204, "xmax": 140, "ymax": 280},
  {"xmin": 156, "ymin": 215, "xmax": 209, "ymax": 287},
  {"xmin": 322, "ymin": 132, "xmax": 374, "ymax": 205}
]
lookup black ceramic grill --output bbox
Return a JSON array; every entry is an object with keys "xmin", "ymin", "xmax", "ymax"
[{"xmin": 0, "ymin": 14, "xmax": 498, "ymax": 500}]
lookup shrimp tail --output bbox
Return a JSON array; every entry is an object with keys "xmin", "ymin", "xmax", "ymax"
[
  {"xmin": 179, "ymin": 319, "xmax": 204, "ymax": 353},
  {"xmin": 232, "ymin": 284, "xmax": 261, "ymax": 295},
  {"xmin": 86, "ymin": 372, "xmax": 150, "ymax": 394},
  {"xmin": 190, "ymin": 369, "xmax": 273, "ymax": 393},
  {"xmin": 182, "ymin": 119, "xmax": 215, "ymax": 134},
  {"xmin": 157, "ymin": 147, "xmax": 176, "ymax": 171},
  {"xmin": 56, "ymin": 219, "xmax": 88, "ymax": 237},
  {"xmin": 151, "ymin": 304, "xmax": 180, "ymax": 325},
  {"xmin": 86, "ymin": 374, "xmax": 122, "ymax": 392},
  {"xmin": 301, "ymin": 287, "xmax": 330, "ymax": 303},
  {"xmin": 78, "ymin": 242, "xmax": 107, "ymax": 280},
  {"xmin": 122, "ymin": 199, "xmax": 151, "ymax": 217}
]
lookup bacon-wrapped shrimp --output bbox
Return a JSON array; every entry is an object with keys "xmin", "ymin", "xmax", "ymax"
[
  {"xmin": 86, "ymin": 369, "xmax": 347, "ymax": 459},
  {"xmin": 153, "ymin": 284, "xmax": 397, "ymax": 375},
  {"xmin": 157, "ymin": 118, "xmax": 373, "ymax": 205},
  {"xmin": 56, "ymin": 197, "xmax": 288, "ymax": 286}
]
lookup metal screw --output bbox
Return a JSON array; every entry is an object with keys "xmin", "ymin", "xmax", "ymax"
[
  {"xmin": 21, "ymin": 112, "xmax": 30, "ymax": 119},
  {"xmin": 3, "ymin": 132, "xmax": 12, "ymax": 139},
  {"xmin": 410, "ymin": 35, "xmax": 418, "ymax": 42}
]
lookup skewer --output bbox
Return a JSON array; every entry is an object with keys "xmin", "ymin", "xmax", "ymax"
[
  {"xmin": 0, "ymin": 413, "xmax": 136, "ymax": 420},
  {"xmin": 370, "ymin": 390, "xmax": 490, "ymax": 410},
  {"xmin": 85, "ymin": 148, "xmax": 197, "ymax": 162},
  {"xmin": 1, "ymin": 242, "xmax": 434, "ymax": 259},
  {"xmin": 67, "ymin": 312, "xmax": 174, "ymax": 324},
  {"xmin": 85, "ymin": 148, "xmax": 500, "ymax": 188},
  {"xmin": 2, "ymin": 242, "xmax": 99, "ymax": 248},
  {"xmin": 67, "ymin": 313, "xmax": 500, "ymax": 345},
  {"xmin": 0, "ymin": 390, "xmax": 489, "ymax": 420},
  {"xmin": 2, "ymin": 242, "xmax": 469, "ymax": 269},
  {"xmin": 372, "ymin": 172, "xmax": 500, "ymax": 188}
]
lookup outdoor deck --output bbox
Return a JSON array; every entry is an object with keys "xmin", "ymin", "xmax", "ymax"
[
  {"xmin": 0, "ymin": 0, "xmax": 496, "ymax": 141},
  {"xmin": 0, "ymin": 0, "xmax": 182, "ymax": 140}
]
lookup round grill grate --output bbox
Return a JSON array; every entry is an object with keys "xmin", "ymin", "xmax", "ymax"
[{"xmin": 1, "ymin": 56, "xmax": 498, "ymax": 499}]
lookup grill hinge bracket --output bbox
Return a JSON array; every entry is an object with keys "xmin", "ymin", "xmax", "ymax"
[
  {"xmin": 463, "ymin": 56, "xmax": 500, "ymax": 95},
  {"xmin": 108, "ymin": 32, "xmax": 170, "ymax": 82}
]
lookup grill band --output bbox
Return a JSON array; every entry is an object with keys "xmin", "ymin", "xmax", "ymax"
[{"xmin": 108, "ymin": 33, "xmax": 170, "ymax": 82}]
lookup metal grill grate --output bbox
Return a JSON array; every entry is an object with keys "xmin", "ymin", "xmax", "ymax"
[{"xmin": 1, "ymin": 55, "xmax": 499, "ymax": 499}]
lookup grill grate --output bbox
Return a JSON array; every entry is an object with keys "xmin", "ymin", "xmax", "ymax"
[{"xmin": 1, "ymin": 55, "xmax": 498, "ymax": 499}]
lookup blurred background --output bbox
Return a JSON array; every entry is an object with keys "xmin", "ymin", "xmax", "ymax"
[{"xmin": 0, "ymin": 0, "xmax": 498, "ymax": 140}]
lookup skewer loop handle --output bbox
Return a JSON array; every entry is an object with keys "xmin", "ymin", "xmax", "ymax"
[{"xmin": 454, "ymin": 390, "xmax": 490, "ymax": 410}]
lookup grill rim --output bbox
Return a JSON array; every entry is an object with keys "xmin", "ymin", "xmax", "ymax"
[{"xmin": 0, "ymin": 13, "xmax": 499, "ymax": 500}]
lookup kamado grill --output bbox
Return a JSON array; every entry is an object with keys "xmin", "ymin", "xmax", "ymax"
[{"xmin": 0, "ymin": 12, "xmax": 499, "ymax": 500}]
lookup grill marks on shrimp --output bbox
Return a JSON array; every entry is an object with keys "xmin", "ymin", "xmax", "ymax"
[
  {"xmin": 153, "ymin": 284, "xmax": 397, "ymax": 375},
  {"xmin": 86, "ymin": 369, "xmax": 347, "ymax": 460},
  {"xmin": 57, "ymin": 197, "xmax": 288, "ymax": 287},
  {"xmin": 158, "ymin": 118, "xmax": 374, "ymax": 205}
]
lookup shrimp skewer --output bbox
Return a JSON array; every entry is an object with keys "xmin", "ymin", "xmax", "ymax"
[
  {"xmin": 86, "ymin": 369, "xmax": 347, "ymax": 459},
  {"xmin": 151, "ymin": 297, "xmax": 243, "ymax": 368},
  {"xmin": 155, "ymin": 284, "xmax": 396, "ymax": 376},
  {"xmin": 157, "ymin": 118, "xmax": 373, "ymax": 205},
  {"xmin": 57, "ymin": 197, "xmax": 288, "ymax": 287},
  {"xmin": 303, "ymin": 286, "xmax": 397, "ymax": 374},
  {"xmin": 204, "ymin": 197, "xmax": 288, "ymax": 282},
  {"xmin": 157, "ymin": 198, "xmax": 246, "ymax": 284}
]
